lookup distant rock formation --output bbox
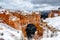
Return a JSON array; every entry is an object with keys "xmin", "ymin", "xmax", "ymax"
[
  {"xmin": 58, "ymin": 7, "xmax": 60, "ymax": 10},
  {"xmin": 0, "ymin": 6, "xmax": 3, "ymax": 9}
]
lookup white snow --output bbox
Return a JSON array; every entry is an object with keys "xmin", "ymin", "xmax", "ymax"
[
  {"xmin": 42, "ymin": 32, "xmax": 60, "ymax": 40},
  {"xmin": 0, "ymin": 23, "xmax": 24, "ymax": 40},
  {"xmin": 42, "ymin": 16, "xmax": 60, "ymax": 40},
  {"xmin": 44, "ymin": 16, "xmax": 60, "ymax": 30}
]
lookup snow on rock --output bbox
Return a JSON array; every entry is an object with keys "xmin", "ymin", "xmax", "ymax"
[
  {"xmin": 44, "ymin": 16, "xmax": 60, "ymax": 30},
  {"xmin": 42, "ymin": 32, "xmax": 60, "ymax": 40}
]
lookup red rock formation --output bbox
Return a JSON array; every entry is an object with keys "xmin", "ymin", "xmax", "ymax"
[
  {"xmin": 0, "ymin": 10, "xmax": 44, "ymax": 40},
  {"xmin": 48, "ymin": 10, "xmax": 60, "ymax": 18}
]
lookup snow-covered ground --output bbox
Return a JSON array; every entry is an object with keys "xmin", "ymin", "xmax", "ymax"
[
  {"xmin": 0, "ymin": 23, "xmax": 24, "ymax": 40},
  {"xmin": 42, "ymin": 32, "xmax": 60, "ymax": 40},
  {"xmin": 42, "ymin": 16, "xmax": 60, "ymax": 40},
  {"xmin": 44, "ymin": 16, "xmax": 60, "ymax": 30}
]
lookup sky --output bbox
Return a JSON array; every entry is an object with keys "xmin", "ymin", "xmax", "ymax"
[{"xmin": 0, "ymin": 0, "xmax": 60, "ymax": 11}]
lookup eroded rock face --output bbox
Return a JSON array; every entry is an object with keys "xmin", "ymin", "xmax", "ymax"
[
  {"xmin": 1, "ymin": 10, "xmax": 59, "ymax": 40},
  {"xmin": 0, "ymin": 10, "xmax": 41, "ymax": 30},
  {"xmin": 0, "ymin": 10, "xmax": 44, "ymax": 40}
]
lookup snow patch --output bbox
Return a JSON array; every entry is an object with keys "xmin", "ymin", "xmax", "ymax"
[{"xmin": 0, "ymin": 23, "xmax": 23, "ymax": 40}]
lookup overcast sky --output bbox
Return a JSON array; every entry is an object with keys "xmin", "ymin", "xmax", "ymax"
[
  {"xmin": 32, "ymin": 0, "xmax": 60, "ymax": 6},
  {"xmin": 0, "ymin": 0, "xmax": 60, "ymax": 11}
]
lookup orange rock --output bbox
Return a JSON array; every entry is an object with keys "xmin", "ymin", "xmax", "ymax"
[
  {"xmin": 0, "ymin": 11, "xmax": 44, "ymax": 40},
  {"xmin": 48, "ymin": 10, "xmax": 60, "ymax": 18}
]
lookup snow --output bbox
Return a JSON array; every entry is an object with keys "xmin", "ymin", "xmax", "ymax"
[
  {"xmin": 44, "ymin": 16, "xmax": 60, "ymax": 30},
  {"xmin": 42, "ymin": 32, "xmax": 60, "ymax": 40},
  {"xmin": 42, "ymin": 16, "xmax": 60, "ymax": 40},
  {"xmin": 0, "ymin": 23, "xmax": 24, "ymax": 40}
]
